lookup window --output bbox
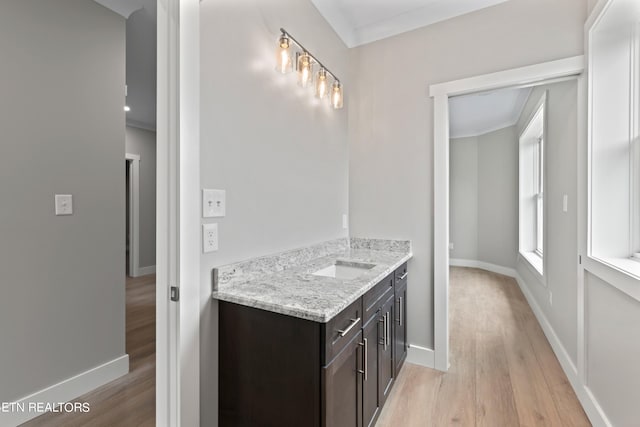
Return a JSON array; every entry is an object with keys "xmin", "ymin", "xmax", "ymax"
[
  {"xmin": 519, "ymin": 96, "xmax": 546, "ymax": 277},
  {"xmin": 589, "ymin": 12, "xmax": 640, "ymax": 278}
]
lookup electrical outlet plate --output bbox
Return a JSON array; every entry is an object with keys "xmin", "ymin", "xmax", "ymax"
[
  {"xmin": 203, "ymin": 189, "xmax": 226, "ymax": 218},
  {"xmin": 342, "ymin": 214, "xmax": 348, "ymax": 229},
  {"xmin": 55, "ymin": 194, "xmax": 73, "ymax": 216},
  {"xmin": 203, "ymin": 223, "xmax": 219, "ymax": 253}
]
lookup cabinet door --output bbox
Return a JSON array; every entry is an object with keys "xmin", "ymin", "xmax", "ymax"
[
  {"xmin": 378, "ymin": 294, "xmax": 395, "ymax": 406},
  {"xmin": 394, "ymin": 281, "xmax": 408, "ymax": 374},
  {"xmin": 362, "ymin": 312, "xmax": 381, "ymax": 427},
  {"xmin": 322, "ymin": 332, "xmax": 363, "ymax": 427}
]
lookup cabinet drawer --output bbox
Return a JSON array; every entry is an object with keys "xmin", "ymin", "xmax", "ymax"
[
  {"xmin": 363, "ymin": 273, "xmax": 394, "ymax": 324},
  {"xmin": 321, "ymin": 298, "xmax": 363, "ymax": 365},
  {"xmin": 394, "ymin": 263, "xmax": 408, "ymax": 287}
]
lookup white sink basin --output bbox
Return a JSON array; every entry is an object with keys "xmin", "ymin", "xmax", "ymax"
[{"xmin": 312, "ymin": 261, "xmax": 376, "ymax": 280}]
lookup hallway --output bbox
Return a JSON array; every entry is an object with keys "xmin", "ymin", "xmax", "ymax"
[
  {"xmin": 23, "ymin": 275, "xmax": 156, "ymax": 427},
  {"xmin": 377, "ymin": 267, "xmax": 590, "ymax": 426}
]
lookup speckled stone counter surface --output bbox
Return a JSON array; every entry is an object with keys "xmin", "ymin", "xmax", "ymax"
[{"xmin": 212, "ymin": 238, "xmax": 412, "ymax": 323}]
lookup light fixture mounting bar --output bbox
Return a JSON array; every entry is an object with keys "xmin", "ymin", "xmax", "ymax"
[{"xmin": 280, "ymin": 28, "xmax": 340, "ymax": 83}]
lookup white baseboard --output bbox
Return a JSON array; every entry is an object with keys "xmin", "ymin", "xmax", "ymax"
[
  {"xmin": 406, "ymin": 344, "xmax": 435, "ymax": 368},
  {"xmin": 450, "ymin": 258, "xmax": 517, "ymax": 278},
  {"xmin": 514, "ymin": 274, "xmax": 611, "ymax": 427},
  {"xmin": 137, "ymin": 265, "xmax": 156, "ymax": 276},
  {"xmin": 2, "ymin": 354, "xmax": 129, "ymax": 426}
]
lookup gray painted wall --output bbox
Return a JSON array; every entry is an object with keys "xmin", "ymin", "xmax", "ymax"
[
  {"xmin": 450, "ymin": 126, "xmax": 518, "ymax": 269},
  {"xmin": 125, "ymin": 126, "xmax": 156, "ymax": 269},
  {"xmin": 0, "ymin": 0, "xmax": 125, "ymax": 402},
  {"xmin": 450, "ymin": 136, "xmax": 478, "ymax": 260},
  {"xmin": 516, "ymin": 80, "xmax": 579, "ymax": 363},
  {"xmin": 199, "ymin": 1, "xmax": 350, "ymax": 424},
  {"xmin": 348, "ymin": 0, "xmax": 587, "ymax": 350},
  {"xmin": 478, "ymin": 126, "xmax": 518, "ymax": 268},
  {"xmin": 585, "ymin": 272, "xmax": 640, "ymax": 427}
]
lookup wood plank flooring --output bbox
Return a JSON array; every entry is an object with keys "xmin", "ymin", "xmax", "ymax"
[
  {"xmin": 377, "ymin": 267, "xmax": 590, "ymax": 427},
  {"xmin": 22, "ymin": 275, "xmax": 156, "ymax": 427}
]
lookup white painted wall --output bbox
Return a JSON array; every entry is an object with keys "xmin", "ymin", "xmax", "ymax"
[
  {"xmin": 349, "ymin": 0, "xmax": 587, "ymax": 350},
  {"xmin": 125, "ymin": 126, "xmax": 157, "ymax": 269},
  {"xmin": 516, "ymin": 80, "xmax": 579, "ymax": 363},
  {"xmin": 199, "ymin": 0, "xmax": 350, "ymax": 424},
  {"xmin": 450, "ymin": 126, "xmax": 518, "ymax": 269},
  {"xmin": 0, "ymin": 0, "xmax": 126, "ymax": 411}
]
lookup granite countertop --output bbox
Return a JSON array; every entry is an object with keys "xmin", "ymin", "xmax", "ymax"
[{"xmin": 211, "ymin": 238, "xmax": 412, "ymax": 323}]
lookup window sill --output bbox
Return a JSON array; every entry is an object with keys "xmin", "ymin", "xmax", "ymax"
[
  {"xmin": 519, "ymin": 251, "xmax": 545, "ymax": 285},
  {"xmin": 589, "ymin": 256, "xmax": 640, "ymax": 280},
  {"xmin": 584, "ymin": 256, "xmax": 640, "ymax": 302}
]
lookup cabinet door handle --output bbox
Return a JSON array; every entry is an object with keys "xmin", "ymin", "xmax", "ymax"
[
  {"xmin": 363, "ymin": 338, "xmax": 368, "ymax": 381},
  {"xmin": 337, "ymin": 317, "xmax": 360, "ymax": 337},
  {"xmin": 398, "ymin": 272, "xmax": 408, "ymax": 281},
  {"xmin": 384, "ymin": 313, "xmax": 389, "ymax": 350},
  {"xmin": 399, "ymin": 297, "xmax": 403, "ymax": 327},
  {"xmin": 386, "ymin": 311, "xmax": 390, "ymax": 348},
  {"xmin": 358, "ymin": 339, "xmax": 368, "ymax": 381}
]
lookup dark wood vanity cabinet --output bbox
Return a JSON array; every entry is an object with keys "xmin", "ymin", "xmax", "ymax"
[{"xmin": 219, "ymin": 263, "xmax": 409, "ymax": 427}]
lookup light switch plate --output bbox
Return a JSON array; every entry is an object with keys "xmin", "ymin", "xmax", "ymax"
[
  {"xmin": 342, "ymin": 214, "xmax": 348, "ymax": 229},
  {"xmin": 203, "ymin": 223, "xmax": 219, "ymax": 253},
  {"xmin": 562, "ymin": 194, "xmax": 568, "ymax": 212},
  {"xmin": 55, "ymin": 194, "xmax": 73, "ymax": 216},
  {"xmin": 203, "ymin": 189, "xmax": 226, "ymax": 218}
]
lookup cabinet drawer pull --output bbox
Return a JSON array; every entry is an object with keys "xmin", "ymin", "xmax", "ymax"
[
  {"xmin": 398, "ymin": 272, "xmax": 408, "ymax": 281},
  {"xmin": 337, "ymin": 317, "xmax": 360, "ymax": 337},
  {"xmin": 399, "ymin": 297, "xmax": 403, "ymax": 326}
]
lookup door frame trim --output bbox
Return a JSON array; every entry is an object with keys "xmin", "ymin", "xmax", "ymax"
[
  {"xmin": 156, "ymin": 0, "xmax": 201, "ymax": 425},
  {"xmin": 429, "ymin": 55, "xmax": 584, "ymax": 372},
  {"xmin": 126, "ymin": 153, "xmax": 140, "ymax": 278}
]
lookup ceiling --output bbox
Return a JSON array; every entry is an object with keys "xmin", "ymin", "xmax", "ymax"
[
  {"xmin": 449, "ymin": 87, "xmax": 531, "ymax": 139},
  {"xmin": 311, "ymin": 0, "xmax": 510, "ymax": 47}
]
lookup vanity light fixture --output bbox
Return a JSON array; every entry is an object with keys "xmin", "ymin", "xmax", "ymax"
[
  {"xmin": 315, "ymin": 68, "xmax": 329, "ymax": 99},
  {"xmin": 275, "ymin": 34, "xmax": 293, "ymax": 73},
  {"xmin": 276, "ymin": 28, "xmax": 344, "ymax": 109},
  {"xmin": 297, "ymin": 51, "xmax": 313, "ymax": 88},
  {"xmin": 330, "ymin": 81, "xmax": 343, "ymax": 109}
]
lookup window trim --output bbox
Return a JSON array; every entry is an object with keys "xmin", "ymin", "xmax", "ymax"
[
  {"xmin": 535, "ymin": 135, "xmax": 544, "ymax": 256},
  {"xmin": 519, "ymin": 92, "xmax": 547, "ymax": 282},
  {"xmin": 587, "ymin": 15, "xmax": 640, "ymax": 284}
]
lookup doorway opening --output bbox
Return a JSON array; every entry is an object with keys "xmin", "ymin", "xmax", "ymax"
[{"xmin": 430, "ymin": 56, "xmax": 584, "ymax": 372}]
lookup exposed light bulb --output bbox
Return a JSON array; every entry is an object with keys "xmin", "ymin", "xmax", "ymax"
[
  {"xmin": 331, "ymin": 81, "xmax": 343, "ymax": 109},
  {"xmin": 275, "ymin": 35, "xmax": 292, "ymax": 74},
  {"xmin": 297, "ymin": 52, "xmax": 313, "ymax": 88},
  {"xmin": 124, "ymin": 106, "xmax": 131, "ymax": 112},
  {"xmin": 315, "ymin": 68, "xmax": 329, "ymax": 99}
]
